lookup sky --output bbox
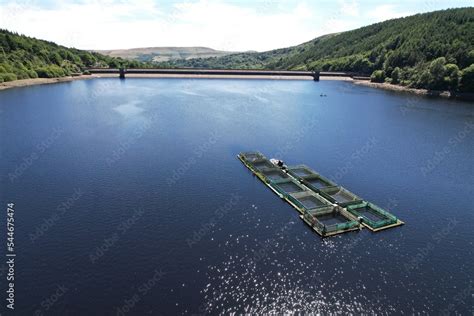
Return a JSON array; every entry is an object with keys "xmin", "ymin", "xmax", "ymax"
[{"xmin": 0, "ymin": 0, "xmax": 471, "ymax": 52}]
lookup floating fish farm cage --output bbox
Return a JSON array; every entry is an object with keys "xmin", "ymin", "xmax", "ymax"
[
  {"xmin": 260, "ymin": 168, "xmax": 289, "ymax": 182},
  {"xmin": 319, "ymin": 186, "xmax": 363, "ymax": 207},
  {"xmin": 300, "ymin": 174, "xmax": 337, "ymax": 191},
  {"xmin": 302, "ymin": 206, "xmax": 360, "ymax": 236},
  {"xmin": 238, "ymin": 151, "xmax": 404, "ymax": 237},
  {"xmin": 271, "ymin": 178, "xmax": 306, "ymax": 196},
  {"xmin": 287, "ymin": 164, "xmax": 318, "ymax": 178},
  {"xmin": 240, "ymin": 151, "xmax": 264, "ymax": 163},
  {"xmin": 287, "ymin": 191, "xmax": 331, "ymax": 212},
  {"xmin": 250, "ymin": 159, "xmax": 275, "ymax": 171},
  {"xmin": 346, "ymin": 201, "xmax": 401, "ymax": 231}
]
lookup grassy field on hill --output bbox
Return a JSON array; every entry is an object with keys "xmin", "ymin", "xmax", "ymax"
[{"xmin": 96, "ymin": 47, "xmax": 238, "ymax": 63}]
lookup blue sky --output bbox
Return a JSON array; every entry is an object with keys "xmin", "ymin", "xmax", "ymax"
[{"xmin": 0, "ymin": 0, "xmax": 471, "ymax": 51}]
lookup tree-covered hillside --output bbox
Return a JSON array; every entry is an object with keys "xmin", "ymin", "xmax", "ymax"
[
  {"xmin": 160, "ymin": 8, "xmax": 474, "ymax": 92},
  {"xmin": 0, "ymin": 29, "xmax": 149, "ymax": 83}
]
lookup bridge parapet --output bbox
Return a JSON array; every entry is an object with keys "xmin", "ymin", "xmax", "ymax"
[{"xmin": 86, "ymin": 68, "xmax": 358, "ymax": 81}]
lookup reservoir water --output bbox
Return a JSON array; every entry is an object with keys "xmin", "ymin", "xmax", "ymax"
[{"xmin": 0, "ymin": 78, "xmax": 473, "ymax": 314}]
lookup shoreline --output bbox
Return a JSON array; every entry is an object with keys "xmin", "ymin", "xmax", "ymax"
[
  {"xmin": 353, "ymin": 80, "xmax": 474, "ymax": 101},
  {"xmin": 1, "ymin": 75, "xmax": 471, "ymax": 101},
  {"xmin": 0, "ymin": 74, "xmax": 353, "ymax": 91},
  {"xmin": 353, "ymin": 80, "xmax": 443, "ymax": 96},
  {"xmin": 0, "ymin": 75, "xmax": 97, "ymax": 91}
]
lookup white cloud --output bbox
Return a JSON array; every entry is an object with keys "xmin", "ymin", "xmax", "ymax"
[
  {"xmin": 324, "ymin": 19, "xmax": 357, "ymax": 34},
  {"xmin": 0, "ymin": 0, "xmax": 319, "ymax": 52},
  {"xmin": 367, "ymin": 4, "xmax": 412, "ymax": 22},
  {"xmin": 339, "ymin": 0, "xmax": 360, "ymax": 17},
  {"xmin": 1, "ymin": 1, "xmax": 447, "ymax": 52}
]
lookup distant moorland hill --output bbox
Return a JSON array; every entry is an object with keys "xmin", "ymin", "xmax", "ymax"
[
  {"xmin": 159, "ymin": 8, "xmax": 474, "ymax": 92},
  {"xmin": 95, "ymin": 47, "xmax": 239, "ymax": 63}
]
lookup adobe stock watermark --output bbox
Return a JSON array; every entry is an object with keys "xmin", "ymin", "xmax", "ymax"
[
  {"xmin": 33, "ymin": 284, "xmax": 69, "ymax": 316},
  {"xmin": 272, "ymin": 116, "xmax": 318, "ymax": 159},
  {"xmin": 0, "ymin": 262, "xmax": 7, "ymax": 277},
  {"xmin": 247, "ymin": 219, "xmax": 293, "ymax": 265},
  {"xmin": 193, "ymin": 303, "xmax": 208, "ymax": 316},
  {"xmin": 167, "ymin": 131, "xmax": 221, "ymax": 186},
  {"xmin": 89, "ymin": 208, "xmax": 145, "ymax": 264},
  {"xmin": 8, "ymin": 127, "xmax": 64, "ymax": 183},
  {"xmin": 342, "ymin": 231, "xmax": 367, "ymax": 252},
  {"xmin": 186, "ymin": 193, "xmax": 242, "ymax": 247},
  {"xmin": 105, "ymin": 114, "xmax": 157, "ymax": 167},
  {"xmin": 29, "ymin": 188, "xmax": 84, "ymax": 243},
  {"xmin": 331, "ymin": 136, "xmax": 379, "ymax": 182},
  {"xmin": 439, "ymin": 282, "xmax": 473, "ymax": 315},
  {"xmin": 163, "ymin": 2, "xmax": 186, "ymax": 29},
  {"xmin": 81, "ymin": 80, "xmax": 116, "ymax": 106},
  {"xmin": 115, "ymin": 269, "xmax": 166, "ymax": 316},
  {"xmin": 256, "ymin": 0, "xmax": 277, "ymax": 14},
  {"xmin": 399, "ymin": 95, "xmax": 423, "ymax": 116},
  {"xmin": 420, "ymin": 120, "xmax": 474, "ymax": 176},
  {"xmin": 242, "ymin": 83, "xmax": 273, "ymax": 108},
  {"xmin": 404, "ymin": 217, "xmax": 459, "ymax": 272},
  {"xmin": 0, "ymin": 0, "xmax": 34, "ymax": 24},
  {"xmin": 319, "ymin": 1, "xmax": 356, "ymax": 37}
]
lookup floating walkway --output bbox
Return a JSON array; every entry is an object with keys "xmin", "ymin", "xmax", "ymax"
[{"xmin": 238, "ymin": 151, "xmax": 404, "ymax": 237}]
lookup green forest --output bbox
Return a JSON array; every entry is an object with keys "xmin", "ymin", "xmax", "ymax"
[
  {"xmin": 160, "ymin": 8, "xmax": 474, "ymax": 92},
  {"xmin": 0, "ymin": 29, "xmax": 149, "ymax": 83}
]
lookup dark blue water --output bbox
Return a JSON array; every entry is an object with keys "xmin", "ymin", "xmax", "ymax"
[{"xmin": 0, "ymin": 78, "xmax": 473, "ymax": 315}]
